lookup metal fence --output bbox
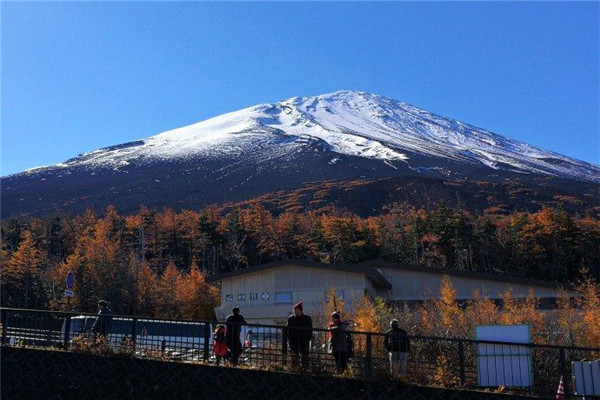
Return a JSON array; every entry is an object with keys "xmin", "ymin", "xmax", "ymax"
[{"xmin": 1, "ymin": 307, "xmax": 598, "ymax": 399}]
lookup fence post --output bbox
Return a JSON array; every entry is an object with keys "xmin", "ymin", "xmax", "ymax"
[
  {"xmin": 365, "ymin": 333, "xmax": 373, "ymax": 377},
  {"xmin": 63, "ymin": 314, "xmax": 71, "ymax": 348},
  {"xmin": 282, "ymin": 327, "xmax": 288, "ymax": 365},
  {"xmin": 131, "ymin": 318, "xmax": 137, "ymax": 354},
  {"xmin": 458, "ymin": 340, "xmax": 466, "ymax": 386},
  {"xmin": 0, "ymin": 310, "xmax": 7, "ymax": 344},
  {"xmin": 203, "ymin": 322, "xmax": 211, "ymax": 362},
  {"xmin": 559, "ymin": 347, "xmax": 570, "ymax": 396}
]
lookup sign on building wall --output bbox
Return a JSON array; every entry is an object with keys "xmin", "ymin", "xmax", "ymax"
[{"xmin": 476, "ymin": 324, "xmax": 533, "ymax": 388}]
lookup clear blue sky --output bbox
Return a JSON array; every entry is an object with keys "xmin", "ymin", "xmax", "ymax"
[{"xmin": 1, "ymin": 2, "xmax": 598, "ymax": 176}]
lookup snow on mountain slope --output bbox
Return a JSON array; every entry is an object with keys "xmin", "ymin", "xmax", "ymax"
[{"xmin": 21, "ymin": 90, "xmax": 599, "ymax": 183}]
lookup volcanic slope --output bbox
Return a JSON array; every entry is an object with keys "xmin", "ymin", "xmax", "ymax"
[{"xmin": 2, "ymin": 90, "xmax": 599, "ymax": 218}]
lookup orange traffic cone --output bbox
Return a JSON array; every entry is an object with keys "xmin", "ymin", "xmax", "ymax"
[{"xmin": 556, "ymin": 375, "xmax": 565, "ymax": 400}]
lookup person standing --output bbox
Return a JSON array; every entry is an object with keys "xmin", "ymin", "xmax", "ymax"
[
  {"xmin": 328, "ymin": 312, "xmax": 349, "ymax": 373},
  {"xmin": 92, "ymin": 300, "xmax": 113, "ymax": 338},
  {"xmin": 212, "ymin": 324, "xmax": 228, "ymax": 366},
  {"xmin": 287, "ymin": 302, "xmax": 313, "ymax": 370},
  {"xmin": 225, "ymin": 306, "xmax": 247, "ymax": 365},
  {"xmin": 384, "ymin": 319, "xmax": 410, "ymax": 378}
]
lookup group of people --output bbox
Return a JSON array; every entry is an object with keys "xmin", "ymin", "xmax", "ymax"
[
  {"xmin": 213, "ymin": 302, "xmax": 410, "ymax": 378},
  {"xmin": 212, "ymin": 306, "xmax": 247, "ymax": 365},
  {"xmin": 92, "ymin": 299, "xmax": 410, "ymax": 377}
]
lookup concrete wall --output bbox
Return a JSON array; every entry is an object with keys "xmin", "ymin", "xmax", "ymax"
[{"xmin": 1, "ymin": 346, "xmax": 546, "ymax": 400}]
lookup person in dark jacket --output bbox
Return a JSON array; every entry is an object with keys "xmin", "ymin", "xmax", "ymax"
[
  {"xmin": 92, "ymin": 300, "xmax": 113, "ymax": 338},
  {"xmin": 287, "ymin": 302, "xmax": 313, "ymax": 370},
  {"xmin": 328, "ymin": 312, "xmax": 349, "ymax": 373},
  {"xmin": 384, "ymin": 319, "xmax": 410, "ymax": 377},
  {"xmin": 225, "ymin": 306, "xmax": 247, "ymax": 365}
]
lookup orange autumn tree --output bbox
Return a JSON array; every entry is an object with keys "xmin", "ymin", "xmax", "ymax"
[
  {"xmin": 50, "ymin": 250, "xmax": 87, "ymax": 311},
  {"xmin": 353, "ymin": 296, "xmax": 381, "ymax": 333},
  {"xmin": 353, "ymin": 295, "xmax": 395, "ymax": 357},
  {"xmin": 155, "ymin": 261, "xmax": 180, "ymax": 318},
  {"xmin": 500, "ymin": 288, "xmax": 545, "ymax": 339},
  {"xmin": 130, "ymin": 258, "xmax": 160, "ymax": 317},
  {"xmin": 175, "ymin": 262, "xmax": 219, "ymax": 320},
  {"xmin": 433, "ymin": 275, "xmax": 466, "ymax": 337},
  {"xmin": 572, "ymin": 271, "xmax": 600, "ymax": 348},
  {"xmin": 4, "ymin": 230, "xmax": 44, "ymax": 308},
  {"xmin": 463, "ymin": 290, "xmax": 500, "ymax": 334},
  {"xmin": 315, "ymin": 287, "xmax": 346, "ymax": 328}
]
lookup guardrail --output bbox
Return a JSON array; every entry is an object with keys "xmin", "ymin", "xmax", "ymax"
[{"xmin": 1, "ymin": 308, "xmax": 598, "ymax": 399}]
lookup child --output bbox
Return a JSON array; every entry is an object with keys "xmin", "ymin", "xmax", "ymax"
[{"xmin": 213, "ymin": 324, "xmax": 228, "ymax": 365}]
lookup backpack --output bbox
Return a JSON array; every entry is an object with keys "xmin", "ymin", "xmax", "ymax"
[
  {"xmin": 388, "ymin": 329, "xmax": 409, "ymax": 352},
  {"xmin": 346, "ymin": 331, "xmax": 354, "ymax": 358}
]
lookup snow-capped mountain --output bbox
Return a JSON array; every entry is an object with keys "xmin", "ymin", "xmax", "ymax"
[
  {"xmin": 2, "ymin": 90, "xmax": 599, "ymax": 218},
  {"xmin": 34, "ymin": 90, "xmax": 598, "ymax": 181}
]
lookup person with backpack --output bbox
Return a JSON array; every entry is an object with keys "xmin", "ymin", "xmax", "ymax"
[
  {"xmin": 384, "ymin": 319, "xmax": 410, "ymax": 378},
  {"xmin": 212, "ymin": 324, "xmax": 228, "ymax": 365},
  {"xmin": 328, "ymin": 312, "xmax": 349, "ymax": 373},
  {"xmin": 92, "ymin": 300, "xmax": 112, "ymax": 339}
]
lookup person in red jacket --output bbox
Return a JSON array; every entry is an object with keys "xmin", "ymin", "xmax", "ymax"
[{"xmin": 212, "ymin": 324, "xmax": 227, "ymax": 365}]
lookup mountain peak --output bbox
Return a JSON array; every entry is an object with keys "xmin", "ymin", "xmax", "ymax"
[
  {"xmin": 3, "ymin": 90, "xmax": 599, "ymax": 218},
  {"xmin": 9, "ymin": 90, "xmax": 600, "ymax": 184}
]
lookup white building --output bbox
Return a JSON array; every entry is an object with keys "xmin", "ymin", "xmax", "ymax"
[{"xmin": 207, "ymin": 260, "xmax": 571, "ymax": 325}]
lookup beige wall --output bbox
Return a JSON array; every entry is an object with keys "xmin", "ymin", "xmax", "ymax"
[
  {"xmin": 214, "ymin": 264, "xmax": 567, "ymax": 324},
  {"xmin": 381, "ymin": 268, "xmax": 561, "ymax": 300},
  {"xmin": 214, "ymin": 265, "xmax": 367, "ymax": 324}
]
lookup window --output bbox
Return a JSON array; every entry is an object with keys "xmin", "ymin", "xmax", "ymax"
[
  {"xmin": 225, "ymin": 295, "xmax": 233, "ymax": 302},
  {"xmin": 250, "ymin": 293, "xmax": 258, "ymax": 301},
  {"xmin": 274, "ymin": 292, "xmax": 292, "ymax": 304},
  {"xmin": 237, "ymin": 294, "xmax": 246, "ymax": 301}
]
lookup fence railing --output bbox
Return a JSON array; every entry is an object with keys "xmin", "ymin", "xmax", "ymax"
[{"xmin": 1, "ymin": 308, "xmax": 598, "ymax": 399}]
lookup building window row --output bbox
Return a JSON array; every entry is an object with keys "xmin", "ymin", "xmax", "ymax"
[
  {"xmin": 225, "ymin": 292, "xmax": 268, "ymax": 302},
  {"xmin": 226, "ymin": 290, "xmax": 344, "ymax": 303}
]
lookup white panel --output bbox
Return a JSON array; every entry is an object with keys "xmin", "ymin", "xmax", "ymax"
[
  {"xmin": 573, "ymin": 361, "xmax": 600, "ymax": 396},
  {"xmin": 476, "ymin": 325, "xmax": 533, "ymax": 388}
]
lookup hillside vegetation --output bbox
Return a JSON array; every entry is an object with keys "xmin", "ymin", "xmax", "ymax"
[{"xmin": 2, "ymin": 203, "xmax": 599, "ymax": 318}]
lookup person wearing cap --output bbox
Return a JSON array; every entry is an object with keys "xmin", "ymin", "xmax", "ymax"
[
  {"xmin": 384, "ymin": 319, "xmax": 410, "ymax": 378},
  {"xmin": 328, "ymin": 312, "xmax": 349, "ymax": 373},
  {"xmin": 225, "ymin": 306, "xmax": 247, "ymax": 365},
  {"xmin": 92, "ymin": 300, "xmax": 113, "ymax": 338},
  {"xmin": 286, "ymin": 302, "xmax": 313, "ymax": 370}
]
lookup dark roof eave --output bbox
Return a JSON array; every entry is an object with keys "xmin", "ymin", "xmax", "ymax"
[{"xmin": 206, "ymin": 259, "xmax": 572, "ymax": 291}]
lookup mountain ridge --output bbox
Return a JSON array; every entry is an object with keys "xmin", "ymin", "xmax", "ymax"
[{"xmin": 2, "ymin": 90, "xmax": 598, "ymax": 218}]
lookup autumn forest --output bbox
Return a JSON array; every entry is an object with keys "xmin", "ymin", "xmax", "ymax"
[{"xmin": 2, "ymin": 202, "xmax": 599, "ymax": 321}]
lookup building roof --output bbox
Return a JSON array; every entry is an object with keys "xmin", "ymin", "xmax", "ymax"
[
  {"xmin": 206, "ymin": 259, "xmax": 392, "ymax": 290},
  {"xmin": 206, "ymin": 259, "xmax": 572, "ymax": 290},
  {"xmin": 357, "ymin": 260, "xmax": 572, "ymax": 290}
]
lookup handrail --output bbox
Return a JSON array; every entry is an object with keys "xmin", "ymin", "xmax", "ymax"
[
  {"xmin": 2, "ymin": 307, "xmax": 599, "ymax": 352},
  {"xmin": 3, "ymin": 307, "xmax": 599, "ymax": 398}
]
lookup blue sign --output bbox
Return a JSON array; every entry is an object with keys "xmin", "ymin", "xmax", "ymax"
[{"xmin": 66, "ymin": 271, "xmax": 75, "ymax": 290}]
